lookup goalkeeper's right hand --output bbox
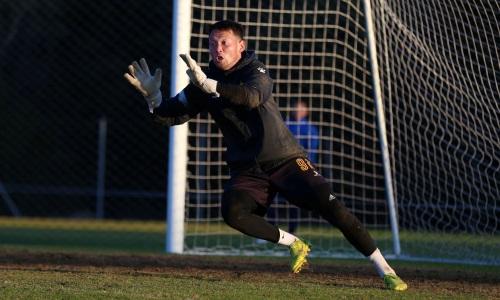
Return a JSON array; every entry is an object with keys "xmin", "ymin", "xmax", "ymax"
[{"xmin": 124, "ymin": 58, "xmax": 163, "ymax": 113}]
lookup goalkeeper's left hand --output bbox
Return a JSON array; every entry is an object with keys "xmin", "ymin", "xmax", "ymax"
[{"xmin": 180, "ymin": 54, "xmax": 220, "ymax": 98}]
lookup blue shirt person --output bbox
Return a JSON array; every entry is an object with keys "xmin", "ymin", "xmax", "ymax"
[{"xmin": 286, "ymin": 100, "xmax": 319, "ymax": 163}]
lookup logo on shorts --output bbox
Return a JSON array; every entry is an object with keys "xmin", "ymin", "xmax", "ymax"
[
  {"xmin": 296, "ymin": 158, "xmax": 309, "ymax": 171},
  {"xmin": 313, "ymin": 170, "xmax": 320, "ymax": 176},
  {"xmin": 257, "ymin": 67, "xmax": 266, "ymax": 73},
  {"xmin": 329, "ymin": 194, "xmax": 336, "ymax": 201}
]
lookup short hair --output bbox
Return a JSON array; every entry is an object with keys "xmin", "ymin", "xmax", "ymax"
[
  {"xmin": 292, "ymin": 99, "xmax": 309, "ymax": 107},
  {"xmin": 209, "ymin": 20, "xmax": 244, "ymax": 40}
]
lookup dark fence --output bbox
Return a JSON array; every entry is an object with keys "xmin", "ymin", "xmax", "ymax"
[{"xmin": 0, "ymin": 0, "xmax": 174, "ymax": 220}]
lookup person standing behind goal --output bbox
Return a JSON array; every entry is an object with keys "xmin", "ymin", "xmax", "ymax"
[{"xmin": 124, "ymin": 20, "xmax": 408, "ymax": 291}]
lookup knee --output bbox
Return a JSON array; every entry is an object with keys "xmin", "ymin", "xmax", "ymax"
[
  {"xmin": 313, "ymin": 183, "xmax": 352, "ymax": 226},
  {"xmin": 221, "ymin": 190, "xmax": 256, "ymax": 228},
  {"xmin": 221, "ymin": 199, "xmax": 241, "ymax": 227},
  {"xmin": 310, "ymin": 183, "xmax": 335, "ymax": 210}
]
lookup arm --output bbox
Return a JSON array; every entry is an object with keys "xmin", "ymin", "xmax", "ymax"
[
  {"xmin": 216, "ymin": 67, "xmax": 273, "ymax": 109},
  {"xmin": 310, "ymin": 123, "xmax": 320, "ymax": 152},
  {"xmin": 180, "ymin": 54, "xmax": 273, "ymax": 109},
  {"xmin": 309, "ymin": 124, "xmax": 320, "ymax": 164},
  {"xmin": 152, "ymin": 84, "xmax": 207, "ymax": 126}
]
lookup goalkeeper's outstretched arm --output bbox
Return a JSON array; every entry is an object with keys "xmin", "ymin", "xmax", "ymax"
[{"xmin": 153, "ymin": 85, "xmax": 207, "ymax": 126}]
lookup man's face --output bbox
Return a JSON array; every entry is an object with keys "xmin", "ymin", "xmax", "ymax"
[
  {"xmin": 295, "ymin": 102, "xmax": 309, "ymax": 120},
  {"xmin": 209, "ymin": 29, "xmax": 245, "ymax": 71}
]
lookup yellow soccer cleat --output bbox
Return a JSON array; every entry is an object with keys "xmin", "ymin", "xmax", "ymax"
[
  {"xmin": 384, "ymin": 273, "xmax": 408, "ymax": 291},
  {"xmin": 289, "ymin": 240, "xmax": 311, "ymax": 273}
]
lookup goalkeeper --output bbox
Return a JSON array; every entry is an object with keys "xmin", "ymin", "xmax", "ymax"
[{"xmin": 124, "ymin": 20, "xmax": 407, "ymax": 291}]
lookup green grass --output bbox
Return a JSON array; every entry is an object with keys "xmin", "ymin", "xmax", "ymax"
[
  {"xmin": 0, "ymin": 258, "xmax": 497, "ymax": 300},
  {"xmin": 0, "ymin": 217, "xmax": 163, "ymax": 253},
  {"xmin": 0, "ymin": 269, "xmax": 407, "ymax": 300},
  {"xmin": 0, "ymin": 215, "xmax": 499, "ymax": 299},
  {"xmin": 0, "ymin": 217, "xmax": 499, "ymax": 264}
]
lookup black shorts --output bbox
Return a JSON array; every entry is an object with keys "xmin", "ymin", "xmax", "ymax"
[{"xmin": 224, "ymin": 157, "xmax": 330, "ymax": 210}]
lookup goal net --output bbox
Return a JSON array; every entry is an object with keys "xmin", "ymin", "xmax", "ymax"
[
  {"xmin": 184, "ymin": 0, "xmax": 390, "ymax": 258},
  {"xmin": 370, "ymin": 0, "xmax": 499, "ymax": 264},
  {"xmin": 180, "ymin": 0, "xmax": 499, "ymax": 264}
]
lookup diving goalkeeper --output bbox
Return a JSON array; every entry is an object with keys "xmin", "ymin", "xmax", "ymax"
[{"xmin": 124, "ymin": 20, "xmax": 407, "ymax": 291}]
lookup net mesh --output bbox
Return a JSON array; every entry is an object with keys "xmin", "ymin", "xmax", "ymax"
[
  {"xmin": 372, "ymin": 0, "xmax": 499, "ymax": 263},
  {"xmin": 185, "ymin": 0, "xmax": 389, "ymax": 257},
  {"xmin": 0, "ymin": 0, "xmax": 173, "ymax": 252},
  {"xmin": 183, "ymin": 0, "xmax": 500, "ymax": 264}
]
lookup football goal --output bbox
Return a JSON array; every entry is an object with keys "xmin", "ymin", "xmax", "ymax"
[{"xmin": 167, "ymin": 0, "xmax": 499, "ymax": 265}]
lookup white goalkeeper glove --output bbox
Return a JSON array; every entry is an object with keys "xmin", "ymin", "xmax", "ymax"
[
  {"xmin": 124, "ymin": 58, "xmax": 163, "ymax": 113},
  {"xmin": 180, "ymin": 54, "xmax": 219, "ymax": 98}
]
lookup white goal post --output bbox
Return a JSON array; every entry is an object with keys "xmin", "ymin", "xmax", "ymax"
[
  {"xmin": 362, "ymin": 0, "xmax": 400, "ymax": 256},
  {"xmin": 166, "ymin": 0, "xmax": 191, "ymax": 254}
]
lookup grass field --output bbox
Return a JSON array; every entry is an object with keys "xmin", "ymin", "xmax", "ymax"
[
  {"xmin": 0, "ymin": 250, "xmax": 499, "ymax": 299},
  {"xmin": 1, "ymin": 217, "xmax": 498, "ymax": 262},
  {"xmin": 0, "ymin": 217, "xmax": 499, "ymax": 299}
]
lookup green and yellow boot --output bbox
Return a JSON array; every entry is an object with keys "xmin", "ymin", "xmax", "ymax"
[
  {"xmin": 384, "ymin": 273, "xmax": 408, "ymax": 291},
  {"xmin": 289, "ymin": 240, "xmax": 311, "ymax": 273}
]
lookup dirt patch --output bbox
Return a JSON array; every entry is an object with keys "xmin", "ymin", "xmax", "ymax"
[{"xmin": 1, "ymin": 250, "xmax": 499, "ymax": 297}]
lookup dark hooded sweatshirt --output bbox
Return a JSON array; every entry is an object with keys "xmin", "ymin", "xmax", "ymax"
[{"xmin": 152, "ymin": 51, "xmax": 305, "ymax": 173}]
